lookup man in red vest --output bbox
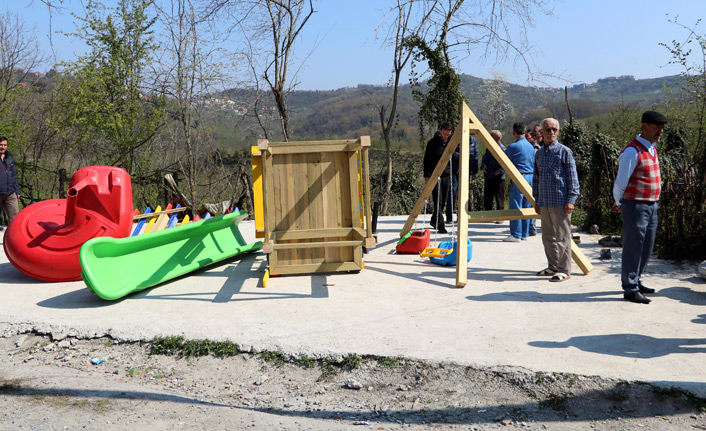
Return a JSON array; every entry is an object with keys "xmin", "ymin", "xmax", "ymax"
[{"xmin": 612, "ymin": 111, "xmax": 668, "ymax": 304}]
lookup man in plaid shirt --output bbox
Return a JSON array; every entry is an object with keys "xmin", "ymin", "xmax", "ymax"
[{"xmin": 532, "ymin": 118, "xmax": 580, "ymax": 282}]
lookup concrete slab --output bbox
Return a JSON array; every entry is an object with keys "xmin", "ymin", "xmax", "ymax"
[{"xmin": 1, "ymin": 216, "xmax": 705, "ymax": 396}]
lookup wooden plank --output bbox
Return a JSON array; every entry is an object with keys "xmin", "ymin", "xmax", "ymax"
[
  {"xmin": 251, "ymin": 146, "xmax": 265, "ymax": 239},
  {"xmin": 347, "ymin": 150, "xmax": 362, "ymax": 268},
  {"xmin": 307, "ymin": 151, "xmax": 324, "ymax": 264},
  {"xmin": 456, "ymin": 103, "xmax": 471, "ymax": 287},
  {"xmin": 273, "ymin": 240, "xmax": 365, "ymax": 250},
  {"xmin": 273, "ymin": 227, "xmax": 366, "ymax": 241},
  {"xmin": 362, "ymin": 144, "xmax": 374, "ymax": 246},
  {"xmin": 400, "ymin": 130, "xmax": 462, "ymax": 237},
  {"xmin": 265, "ymin": 142, "xmax": 362, "ymax": 155},
  {"xmin": 468, "ymin": 208, "xmax": 541, "ymax": 223},
  {"xmin": 270, "ymin": 261, "xmax": 362, "ymax": 275},
  {"xmin": 572, "ymin": 241, "xmax": 593, "ymax": 275},
  {"xmin": 144, "ymin": 205, "xmax": 162, "ymax": 233},
  {"xmin": 132, "ymin": 207, "xmax": 186, "ymax": 220}
]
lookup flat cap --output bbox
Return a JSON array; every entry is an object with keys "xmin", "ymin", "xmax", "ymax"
[{"xmin": 641, "ymin": 110, "xmax": 668, "ymax": 124}]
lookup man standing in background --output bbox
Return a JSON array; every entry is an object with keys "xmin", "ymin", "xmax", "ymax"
[
  {"xmin": 0, "ymin": 136, "xmax": 20, "ymax": 230},
  {"xmin": 504, "ymin": 123, "xmax": 535, "ymax": 242},
  {"xmin": 424, "ymin": 122, "xmax": 454, "ymax": 234},
  {"xmin": 612, "ymin": 111, "xmax": 668, "ymax": 304},
  {"xmin": 481, "ymin": 130, "xmax": 506, "ymax": 223}
]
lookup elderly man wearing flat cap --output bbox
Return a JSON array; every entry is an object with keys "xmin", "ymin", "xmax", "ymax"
[{"xmin": 612, "ymin": 110, "xmax": 668, "ymax": 304}]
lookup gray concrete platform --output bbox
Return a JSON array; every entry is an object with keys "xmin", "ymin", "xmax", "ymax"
[{"xmin": 1, "ymin": 216, "xmax": 705, "ymax": 396}]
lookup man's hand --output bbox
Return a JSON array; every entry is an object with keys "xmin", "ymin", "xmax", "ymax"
[
  {"xmin": 611, "ymin": 203, "xmax": 622, "ymax": 213},
  {"xmin": 564, "ymin": 202, "xmax": 574, "ymax": 215},
  {"xmin": 534, "ymin": 205, "xmax": 541, "ymax": 215},
  {"xmin": 424, "ymin": 177, "xmax": 429, "ymax": 184}
]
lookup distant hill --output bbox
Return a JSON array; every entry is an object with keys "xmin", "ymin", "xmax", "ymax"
[{"xmin": 206, "ymin": 73, "xmax": 683, "ymax": 150}]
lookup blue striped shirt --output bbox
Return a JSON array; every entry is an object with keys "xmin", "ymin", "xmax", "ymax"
[{"xmin": 532, "ymin": 140, "xmax": 580, "ymax": 207}]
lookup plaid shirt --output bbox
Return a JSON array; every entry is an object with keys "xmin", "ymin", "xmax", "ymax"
[{"xmin": 532, "ymin": 140, "xmax": 580, "ymax": 207}]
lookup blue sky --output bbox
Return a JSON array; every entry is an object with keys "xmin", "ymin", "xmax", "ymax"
[{"xmin": 16, "ymin": 0, "xmax": 706, "ymax": 90}]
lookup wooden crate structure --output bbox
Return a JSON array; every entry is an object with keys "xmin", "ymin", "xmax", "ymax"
[{"xmin": 253, "ymin": 137, "xmax": 375, "ymax": 276}]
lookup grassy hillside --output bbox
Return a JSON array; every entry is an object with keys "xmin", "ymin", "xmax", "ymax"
[{"xmin": 194, "ymin": 73, "xmax": 685, "ymax": 151}]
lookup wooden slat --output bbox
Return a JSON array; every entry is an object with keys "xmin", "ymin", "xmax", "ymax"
[
  {"xmin": 456, "ymin": 104, "xmax": 471, "ymax": 287},
  {"xmin": 273, "ymin": 240, "xmax": 364, "ymax": 250},
  {"xmin": 270, "ymin": 261, "xmax": 362, "ymax": 275},
  {"xmin": 468, "ymin": 208, "xmax": 541, "ymax": 223},
  {"xmin": 362, "ymin": 145, "xmax": 374, "ymax": 246},
  {"xmin": 265, "ymin": 142, "xmax": 362, "ymax": 155},
  {"xmin": 572, "ymin": 241, "xmax": 593, "ymax": 274},
  {"xmin": 133, "ymin": 207, "xmax": 186, "ymax": 220},
  {"xmin": 273, "ymin": 227, "xmax": 365, "ymax": 241},
  {"xmin": 347, "ymin": 150, "xmax": 362, "ymax": 268},
  {"xmin": 251, "ymin": 146, "xmax": 265, "ymax": 238}
]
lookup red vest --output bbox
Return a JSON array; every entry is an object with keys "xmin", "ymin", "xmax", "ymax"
[{"xmin": 621, "ymin": 139, "xmax": 661, "ymax": 202}]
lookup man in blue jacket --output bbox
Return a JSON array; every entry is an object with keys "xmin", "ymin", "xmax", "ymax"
[
  {"xmin": 0, "ymin": 136, "xmax": 20, "ymax": 228},
  {"xmin": 504, "ymin": 123, "xmax": 535, "ymax": 242}
]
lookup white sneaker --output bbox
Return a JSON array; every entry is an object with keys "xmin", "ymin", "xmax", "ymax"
[
  {"xmin": 503, "ymin": 235, "xmax": 521, "ymax": 242},
  {"xmin": 521, "ymin": 237, "xmax": 528, "ymax": 241}
]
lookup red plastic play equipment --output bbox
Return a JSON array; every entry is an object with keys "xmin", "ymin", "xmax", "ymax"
[
  {"xmin": 4, "ymin": 166, "xmax": 133, "ymax": 282},
  {"xmin": 395, "ymin": 229, "xmax": 431, "ymax": 254}
]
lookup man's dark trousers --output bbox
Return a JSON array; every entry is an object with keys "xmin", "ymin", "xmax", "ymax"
[
  {"xmin": 483, "ymin": 177, "xmax": 505, "ymax": 210},
  {"xmin": 430, "ymin": 175, "xmax": 451, "ymax": 229},
  {"xmin": 621, "ymin": 200, "xmax": 658, "ymax": 291}
]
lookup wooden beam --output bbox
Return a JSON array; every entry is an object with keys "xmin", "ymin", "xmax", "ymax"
[
  {"xmin": 133, "ymin": 207, "xmax": 186, "ymax": 220},
  {"xmin": 273, "ymin": 227, "xmax": 366, "ymax": 241},
  {"xmin": 468, "ymin": 208, "xmax": 540, "ymax": 223},
  {"xmin": 571, "ymin": 242, "xmax": 593, "ymax": 274},
  {"xmin": 362, "ymin": 143, "xmax": 375, "ymax": 247},
  {"xmin": 273, "ymin": 240, "xmax": 365, "ymax": 250},
  {"xmin": 265, "ymin": 142, "xmax": 362, "ymax": 155},
  {"xmin": 270, "ymin": 261, "xmax": 362, "ymax": 275},
  {"xmin": 455, "ymin": 103, "xmax": 471, "ymax": 287}
]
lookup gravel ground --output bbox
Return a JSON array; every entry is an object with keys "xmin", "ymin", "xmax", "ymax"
[{"xmin": 2, "ymin": 331, "xmax": 706, "ymax": 430}]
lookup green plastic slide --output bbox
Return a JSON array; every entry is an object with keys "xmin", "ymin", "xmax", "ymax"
[{"xmin": 80, "ymin": 210, "xmax": 262, "ymax": 300}]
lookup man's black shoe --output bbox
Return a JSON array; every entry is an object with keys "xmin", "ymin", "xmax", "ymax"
[
  {"xmin": 638, "ymin": 284, "xmax": 655, "ymax": 294},
  {"xmin": 437, "ymin": 226, "xmax": 448, "ymax": 234},
  {"xmin": 624, "ymin": 291, "xmax": 651, "ymax": 304}
]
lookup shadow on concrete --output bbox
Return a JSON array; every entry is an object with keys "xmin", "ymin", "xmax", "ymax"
[
  {"xmin": 466, "ymin": 290, "xmax": 622, "ymax": 303},
  {"xmin": 693, "ymin": 314, "xmax": 706, "ymax": 325},
  {"xmin": 36, "ymin": 253, "xmax": 316, "ymax": 308},
  {"xmin": 0, "ymin": 263, "xmax": 46, "ymax": 285},
  {"xmin": 7, "ymin": 380, "xmax": 703, "ymax": 426},
  {"xmin": 529, "ymin": 333, "xmax": 706, "ymax": 358},
  {"xmin": 658, "ymin": 286, "xmax": 706, "ymax": 306},
  {"xmin": 7, "ymin": 386, "xmax": 230, "ymax": 407}
]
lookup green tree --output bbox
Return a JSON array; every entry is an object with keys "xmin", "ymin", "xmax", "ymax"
[
  {"xmin": 52, "ymin": 0, "xmax": 164, "ymax": 175},
  {"xmin": 404, "ymin": 0, "xmax": 466, "ymax": 140}
]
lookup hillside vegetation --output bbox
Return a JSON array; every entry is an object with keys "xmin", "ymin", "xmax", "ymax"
[{"xmin": 205, "ymin": 74, "xmax": 682, "ymax": 150}]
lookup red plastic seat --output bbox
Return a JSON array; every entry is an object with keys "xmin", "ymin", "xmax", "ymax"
[
  {"xmin": 395, "ymin": 229, "xmax": 431, "ymax": 254},
  {"xmin": 4, "ymin": 166, "xmax": 133, "ymax": 281}
]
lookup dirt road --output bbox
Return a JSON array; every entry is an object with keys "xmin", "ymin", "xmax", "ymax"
[{"xmin": 2, "ymin": 331, "xmax": 705, "ymax": 430}]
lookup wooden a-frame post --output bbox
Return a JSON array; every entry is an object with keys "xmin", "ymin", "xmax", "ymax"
[{"xmin": 401, "ymin": 102, "xmax": 592, "ymax": 288}]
